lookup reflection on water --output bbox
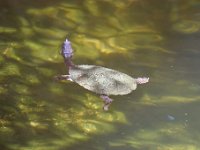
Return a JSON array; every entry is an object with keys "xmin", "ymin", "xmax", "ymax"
[{"xmin": 0, "ymin": 0, "xmax": 200, "ymax": 149}]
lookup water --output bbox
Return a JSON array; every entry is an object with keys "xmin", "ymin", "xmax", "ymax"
[{"xmin": 0, "ymin": 0, "xmax": 200, "ymax": 149}]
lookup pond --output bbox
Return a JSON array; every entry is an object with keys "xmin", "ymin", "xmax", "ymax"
[{"xmin": 0, "ymin": 0, "xmax": 200, "ymax": 150}]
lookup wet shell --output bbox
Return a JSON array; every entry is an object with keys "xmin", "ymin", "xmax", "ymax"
[{"xmin": 69, "ymin": 65, "xmax": 137, "ymax": 96}]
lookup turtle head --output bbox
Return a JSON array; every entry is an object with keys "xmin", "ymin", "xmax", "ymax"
[
  {"xmin": 61, "ymin": 39, "xmax": 73, "ymax": 59},
  {"xmin": 136, "ymin": 77, "xmax": 149, "ymax": 84},
  {"xmin": 61, "ymin": 38, "xmax": 74, "ymax": 67}
]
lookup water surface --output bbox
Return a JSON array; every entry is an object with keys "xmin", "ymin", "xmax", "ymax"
[{"xmin": 0, "ymin": 0, "xmax": 200, "ymax": 150}]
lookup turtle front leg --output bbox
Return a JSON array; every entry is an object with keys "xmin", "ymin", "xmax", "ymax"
[
  {"xmin": 54, "ymin": 75, "xmax": 73, "ymax": 82},
  {"xmin": 100, "ymin": 95, "xmax": 113, "ymax": 111}
]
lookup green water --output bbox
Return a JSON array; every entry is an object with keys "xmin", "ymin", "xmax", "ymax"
[{"xmin": 0, "ymin": 0, "xmax": 200, "ymax": 149}]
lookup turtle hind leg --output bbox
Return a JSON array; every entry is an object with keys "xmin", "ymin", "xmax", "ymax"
[
  {"xmin": 54, "ymin": 75, "xmax": 73, "ymax": 82},
  {"xmin": 100, "ymin": 95, "xmax": 113, "ymax": 111}
]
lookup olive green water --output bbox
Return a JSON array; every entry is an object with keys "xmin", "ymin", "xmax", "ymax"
[{"xmin": 0, "ymin": 0, "xmax": 200, "ymax": 150}]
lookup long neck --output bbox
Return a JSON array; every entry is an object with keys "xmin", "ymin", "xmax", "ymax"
[{"xmin": 64, "ymin": 58, "xmax": 74, "ymax": 69}]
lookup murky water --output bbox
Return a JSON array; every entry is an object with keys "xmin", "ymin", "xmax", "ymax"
[{"xmin": 0, "ymin": 0, "xmax": 200, "ymax": 149}]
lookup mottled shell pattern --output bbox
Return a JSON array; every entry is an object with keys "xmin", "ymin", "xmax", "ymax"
[{"xmin": 69, "ymin": 65, "xmax": 137, "ymax": 95}]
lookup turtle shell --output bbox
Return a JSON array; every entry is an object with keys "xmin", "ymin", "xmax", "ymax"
[{"xmin": 69, "ymin": 65, "xmax": 137, "ymax": 95}]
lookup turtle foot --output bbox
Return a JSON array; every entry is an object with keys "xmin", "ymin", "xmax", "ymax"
[
  {"xmin": 54, "ymin": 75, "xmax": 73, "ymax": 81},
  {"xmin": 100, "ymin": 95, "xmax": 113, "ymax": 111}
]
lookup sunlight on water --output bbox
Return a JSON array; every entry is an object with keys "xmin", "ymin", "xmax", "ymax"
[
  {"xmin": 0, "ymin": 26, "xmax": 16, "ymax": 33},
  {"xmin": 173, "ymin": 20, "xmax": 200, "ymax": 34},
  {"xmin": 0, "ymin": 63, "xmax": 21, "ymax": 76},
  {"xmin": 25, "ymin": 74, "xmax": 40, "ymax": 85},
  {"xmin": 109, "ymin": 123, "xmax": 199, "ymax": 149},
  {"xmin": 0, "ymin": 0, "xmax": 200, "ymax": 150},
  {"xmin": 140, "ymin": 94, "xmax": 200, "ymax": 105}
]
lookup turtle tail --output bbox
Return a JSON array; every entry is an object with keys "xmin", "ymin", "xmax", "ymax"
[
  {"xmin": 61, "ymin": 38, "xmax": 74, "ymax": 67},
  {"xmin": 135, "ymin": 77, "xmax": 149, "ymax": 84}
]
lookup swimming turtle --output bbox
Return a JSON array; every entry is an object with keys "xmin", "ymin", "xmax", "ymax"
[{"xmin": 55, "ymin": 39, "xmax": 149, "ymax": 110}]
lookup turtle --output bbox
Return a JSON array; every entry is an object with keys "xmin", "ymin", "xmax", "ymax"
[{"xmin": 55, "ymin": 39, "xmax": 149, "ymax": 110}]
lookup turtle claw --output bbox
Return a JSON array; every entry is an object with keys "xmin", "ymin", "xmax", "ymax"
[
  {"xmin": 54, "ymin": 75, "xmax": 63, "ymax": 81},
  {"xmin": 100, "ymin": 95, "xmax": 113, "ymax": 111},
  {"xmin": 103, "ymin": 105, "xmax": 109, "ymax": 111},
  {"xmin": 54, "ymin": 75, "xmax": 73, "ymax": 82}
]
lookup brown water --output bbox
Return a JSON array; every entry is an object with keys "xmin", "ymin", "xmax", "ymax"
[{"xmin": 0, "ymin": 0, "xmax": 200, "ymax": 150}]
